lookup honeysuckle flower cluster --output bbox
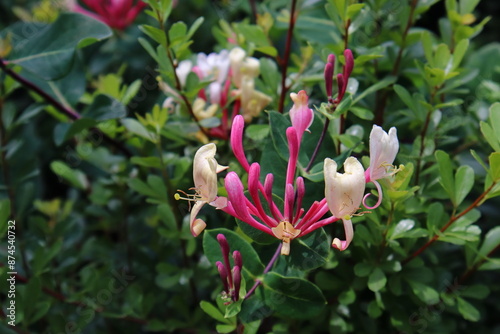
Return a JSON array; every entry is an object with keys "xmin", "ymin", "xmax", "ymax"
[
  {"xmin": 216, "ymin": 234, "xmax": 242, "ymax": 303},
  {"xmin": 68, "ymin": 0, "xmax": 148, "ymax": 30},
  {"xmin": 161, "ymin": 47, "xmax": 272, "ymax": 139},
  {"xmin": 178, "ymin": 90, "xmax": 399, "ymax": 255}
]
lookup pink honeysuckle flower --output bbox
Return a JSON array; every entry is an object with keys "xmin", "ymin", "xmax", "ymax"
[
  {"xmin": 363, "ymin": 125, "xmax": 399, "ymax": 209},
  {"xmin": 324, "ymin": 157, "xmax": 366, "ymax": 251},
  {"xmin": 223, "ymin": 95, "xmax": 344, "ymax": 255},
  {"xmin": 69, "ymin": 0, "xmax": 147, "ymax": 30},
  {"xmin": 175, "ymin": 143, "xmax": 228, "ymax": 236},
  {"xmin": 289, "ymin": 90, "xmax": 314, "ymax": 143}
]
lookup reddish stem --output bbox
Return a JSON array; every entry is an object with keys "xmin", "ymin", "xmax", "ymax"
[
  {"xmin": 278, "ymin": 0, "xmax": 298, "ymax": 113},
  {"xmin": 403, "ymin": 181, "xmax": 497, "ymax": 265}
]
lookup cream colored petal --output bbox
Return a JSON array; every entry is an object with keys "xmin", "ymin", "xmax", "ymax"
[
  {"xmin": 332, "ymin": 218, "xmax": 354, "ymax": 251},
  {"xmin": 324, "ymin": 157, "xmax": 365, "ymax": 218},
  {"xmin": 190, "ymin": 200, "xmax": 207, "ymax": 237}
]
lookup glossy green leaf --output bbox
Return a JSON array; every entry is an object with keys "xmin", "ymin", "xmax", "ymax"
[
  {"xmin": 457, "ymin": 297, "xmax": 480, "ymax": 321},
  {"xmin": 489, "ymin": 152, "xmax": 500, "ymax": 180},
  {"xmin": 121, "ymin": 118, "xmax": 158, "ymax": 143},
  {"xmin": 81, "ymin": 94, "xmax": 127, "ymax": 121},
  {"xmin": 199, "ymin": 301, "xmax": 230, "ymax": 324},
  {"xmin": 408, "ymin": 280, "xmax": 439, "ymax": 304},
  {"xmin": 203, "ymin": 228, "xmax": 265, "ymax": 278},
  {"xmin": 50, "ymin": 161, "xmax": 88, "ymax": 190},
  {"xmin": 477, "ymin": 226, "xmax": 500, "ymax": 261},
  {"xmin": 353, "ymin": 76, "xmax": 396, "ymax": 104},
  {"xmin": 368, "ymin": 268, "xmax": 387, "ymax": 292},
  {"xmin": 286, "ymin": 228, "xmax": 330, "ymax": 271},
  {"xmin": 454, "ymin": 165, "xmax": 474, "ymax": 207},
  {"xmin": 435, "ymin": 150, "xmax": 455, "ymax": 204},
  {"xmin": 262, "ymin": 272, "xmax": 326, "ymax": 319},
  {"xmin": 7, "ymin": 13, "xmax": 112, "ymax": 80}
]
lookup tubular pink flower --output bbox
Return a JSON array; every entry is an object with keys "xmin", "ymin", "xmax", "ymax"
[
  {"xmin": 225, "ymin": 172, "xmax": 274, "ymax": 236},
  {"xmin": 289, "ymin": 90, "xmax": 314, "ymax": 143},
  {"xmin": 230, "ymin": 115, "xmax": 250, "ymax": 172},
  {"xmin": 216, "ymin": 261, "xmax": 229, "ymax": 293},
  {"xmin": 324, "ymin": 54, "xmax": 335, "ymax": 98},
  {"xmin": 232, "ymin": 266, "xmax": 241, "ymax": 301},
  {"xmin": 285, "ymin": 127, "xmax": 299, "ymax": 186}
]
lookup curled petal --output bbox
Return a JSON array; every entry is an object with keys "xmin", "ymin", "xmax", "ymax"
[
  {"xmin": 332, "ymin": 218, "xmax": 354, "ymax": 251},
  {"xmin": 362, "ymin": 180, "xmax": 383, "ymax": 210},
  {"xmin": 189, "ymin": 201, "xmax": 208, "ymax": 237}
]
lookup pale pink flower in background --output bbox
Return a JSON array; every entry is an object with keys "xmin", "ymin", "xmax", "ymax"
[
  {"xmin": 324, "ymin": 157, "xmax": 365, "ymax": 251},
  {"xmin": 194, "ymin": 51, "xmax": 230, "ymax": 105},
  {"xmin": 363, "ymin": 125, "xmax": 399, "ymax": 209}
]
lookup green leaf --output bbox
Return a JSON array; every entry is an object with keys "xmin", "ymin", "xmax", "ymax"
[
  {"xmin": 394, "ymin": 84, "xmax": 416, "ymax": 112},
  {"xmin": 131, "ymin": 156, "xmax": 163, "ymax": 169},
  {"xmin": 489, "ymin": 152, "xmax": 500, "ymax": 180},
  {"xmin": 477, "ymin": 226, "xmax": 500, "ymax": 261},
  {"xmin": 408, "ymin": 280, "xmax": 439, "ymax": 304},
  {"xmin": 140, "ymin": 24, "xmax": 167, "ymax": 47},
  {"xmin": 368, "ymin": 268, "xmax": 387, "ymax": 292},
  {"xmin": 457, "ymin": 297, "xmax": 480, "ymax": 321},
  {"xmin": 389, "ymin": 219, "xmax": 415, "ymax": 240},
  {"xmin": 269, "ymin": 110, "xmax": 291, "ymax": 162},
  {"xmin": 354, "ymin": 262, "xmax": 373, "ymax": 277},
  {"xmin": 81, "ymin": 94, "xmax": 127, "ymax": 121},
  {"xmin": 435, "ymin": 150, "xmax": 455, "ymax": 204},
  {"xmin": 199, "ymin": 301, "xmax": 230, "ymax": 324},
  {"xmin": 7, "ymin": 13, "xmax": 112, "ymax": 80},
  {"xmin": 353, "ymin": 76, "xmax": 396, "ymax": 104},
  {"xmin": 338, "ymin": 288, "xmax": 356, "ymax": 305},
  {"xmin": 262, "ymin": 272, "xmax": 326, "ymax": 319},
  {"xmin": 50, "ymin": 161, "xmax": 88, "ymax": 190},
  {"xmin": 216, "ymin": 324, "xmax": 237, "ymax": 333},
  {"xmin": 54, "ymin": 118, "xmax": 97, "ymax": 146},
  {"xmin": 203, "ymin": 228, "xmax": 265, "ymax": 279},
  {"xmin": 287, "ymin": 228, "xmax": 330, "ymax": 270},
  {"xmin": 454, "ymin": 165, "xmax": 474, "ymax": 207},
  {"xmin": 121, "ymin": 118, "xmax": 158, "ymax": 143},
  {"xmin": 480, "ymin": 122, "xmax": 500, "ymax": 152},
  {"xmin": 367, "ymin": 300, "xmax": 382, "ymax": 318}
]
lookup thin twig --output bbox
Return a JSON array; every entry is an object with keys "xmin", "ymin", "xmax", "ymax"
[
  {"xmin": 277, "ymin": 0, "xmax": 298, "ymax": 113},
  {"xmin": 305, "ymin": 118, "xmax": 330, "ymax": 172},
  {"xmin": 403, "ymin": 181, "xmax": 498, "ymax": 265},
  {"xmin": 244, "ymin": 243, "xmax": 282, "ymax": 299}
]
